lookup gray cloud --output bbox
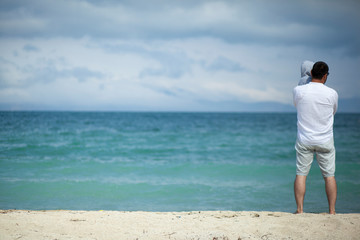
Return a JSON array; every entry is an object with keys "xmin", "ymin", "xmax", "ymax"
[
  {"xmin": 138, "ymin": 52, "xmax": 192, "ymax": 79},
  {"xmin": 1, "ymin": 0, "xmax": 359, "ymax": 55},
  {"xmin": 204, "ymin": 56, "xmax": 244, "ymax": 72},
  {"xmin": 27, "ymin": 65, "xmax": 104, "ymax": 84},
  {"xmin": 62, "ymin": 67, "xmax": 105, "ymax": 82},
  {"xmin": 23, "ymin": 44, "xmax": 40, "ymax": 52},
  {"xmin": 0, "ymin": 0, "xmax": 359, "ymax": 111},
  {"xmin": 0, "ymin": 57, "xmax": 105, "ymax": 89},
  {"xmin": 142, "ymin": 84, "xmax": 187, "ymax": 98},
  {"xmin": 99, "ymin": 42, "xmax": 193, "ymax": 79}
]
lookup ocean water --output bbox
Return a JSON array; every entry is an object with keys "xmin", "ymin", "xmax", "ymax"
[{"xmin": 0, "ymin": 112, "xmax": 359, "ymax": 213}]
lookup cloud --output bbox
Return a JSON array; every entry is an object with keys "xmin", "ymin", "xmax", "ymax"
[
  {"xmin": 98, "ymin": 42, "xmax": 193, "ymax": 79},
  {"xmin": 0, "ymin": 1, "xmax": 359, "ymax": 111},
  {"xmin": 61, "ymin": 67, "xmax": 105, "ymax": 82},
  {"xmin": 23, "ymin": 44, "xmax": 40, "ymax": 52},
  {"xmin": 0, "ymin": 56, "xmax": 105, "ymax": 89},
  {"xmin": 138, "ymin": 53, "xmax": 192, "ymax": 79},
  {"xmin": 204, "ymin": 56, "xmax": 244, "ymax": 72},
  {"xmin": 1, "ymin": 0, "xmax": 359, "ymax": 55},
  {"xmin": 1, "ymin": 35, "xmax": 359, "ymax": 111}
]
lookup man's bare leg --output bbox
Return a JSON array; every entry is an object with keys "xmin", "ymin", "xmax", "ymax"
[
  {"xmin": 324, "ymin": 176, "xmax": 337, "ymax": 214},
  {"xmin": 294, "ymin": 175, "xmax": 307, "ymax": 214}
]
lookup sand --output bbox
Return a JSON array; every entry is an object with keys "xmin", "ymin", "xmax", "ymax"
[{"xmin": 0, "ymin": 210, "xmax": 359, "ymax": 240}]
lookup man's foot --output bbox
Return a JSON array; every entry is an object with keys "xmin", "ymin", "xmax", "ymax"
[{"xmin": 294, "ymin": 210, "xmax": 303, "ymax": 214}]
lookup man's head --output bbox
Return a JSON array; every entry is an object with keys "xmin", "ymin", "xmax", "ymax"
[{"xmin": 311, "ymin": 61, "xmax": 329, "ymax": 83}]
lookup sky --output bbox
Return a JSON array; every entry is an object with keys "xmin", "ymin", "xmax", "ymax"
[{"xmin": 0, "ymin": 0, "xmax": 359, "ymax": 112}]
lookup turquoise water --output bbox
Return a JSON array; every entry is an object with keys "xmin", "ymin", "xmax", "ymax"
[{"xmin": 0, "ymin": 112, "xmax": 359, "ymax": 213}]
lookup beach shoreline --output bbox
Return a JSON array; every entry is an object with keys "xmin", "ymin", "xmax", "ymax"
[{"xmin": 1, "ymin": 210, "xmax": 359, "ymax": 240}]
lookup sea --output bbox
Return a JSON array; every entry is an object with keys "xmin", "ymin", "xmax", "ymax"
[{"xmin": 0, "ymin": 112, "xmax": 359, "ymax": 213}]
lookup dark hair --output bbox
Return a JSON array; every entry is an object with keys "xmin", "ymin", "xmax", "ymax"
[{"xmin": 311, "ymin": 61, "xmax": 329, "ymax": 79}]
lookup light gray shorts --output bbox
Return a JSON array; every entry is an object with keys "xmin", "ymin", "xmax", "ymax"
[{"xmin": 295, "ymin": 139, "xmax": 336, "ymax": 177}]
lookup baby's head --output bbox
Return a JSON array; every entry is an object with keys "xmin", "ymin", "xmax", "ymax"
[{"xmin": 301, "ymin": 61, "xmax": 314, "ymax": 77}]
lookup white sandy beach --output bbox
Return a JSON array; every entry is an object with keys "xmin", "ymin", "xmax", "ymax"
[{"xmin": 0, "ymin": 210, "xmax": 359, "ymax": 240}]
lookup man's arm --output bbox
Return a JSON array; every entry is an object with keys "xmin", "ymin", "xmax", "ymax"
[
  {"xmin": 293, "ymin": 87, "xmax": 298, "ymax": 107},
  {"xmin": 333, "ymin": 91, "xmax": 338, "ymax": 115}
]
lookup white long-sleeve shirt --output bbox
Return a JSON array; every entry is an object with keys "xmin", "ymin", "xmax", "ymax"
[{"xmin": 293, "ymin": 82, "xmax": 338, "ymax": 145}]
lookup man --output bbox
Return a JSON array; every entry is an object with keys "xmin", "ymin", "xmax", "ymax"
[{"xmin": 293, "ymin": 61, "xmax": 338, "ymax": 214}]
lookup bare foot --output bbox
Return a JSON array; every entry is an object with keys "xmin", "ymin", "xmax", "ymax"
[{"xmin": 294, "ymin": 210, "xmax": 303, "ymax": 214}]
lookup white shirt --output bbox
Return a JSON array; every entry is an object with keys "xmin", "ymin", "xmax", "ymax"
[{"xmin": 293, "ymin": 82, "xmax": 338, "ymax": 145}]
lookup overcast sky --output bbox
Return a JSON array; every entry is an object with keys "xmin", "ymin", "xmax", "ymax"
[{"xmin": 1, "ymin": 0, "xmax": 359, "ymax": 112}]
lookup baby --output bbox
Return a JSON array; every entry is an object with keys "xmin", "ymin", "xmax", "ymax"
[{"xmin": 298, "ymin": 60, "xmax": 314, "ymax": 85}]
